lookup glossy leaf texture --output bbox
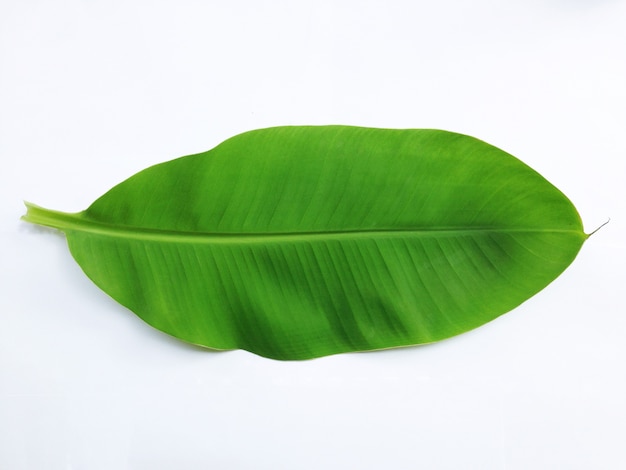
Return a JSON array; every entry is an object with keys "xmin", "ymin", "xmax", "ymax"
[{"xmin": 23, "ymin": 126, "xmax": 588, "ymax": 360}]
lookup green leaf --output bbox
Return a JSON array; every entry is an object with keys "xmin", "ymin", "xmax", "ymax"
[{"xmin": 22, "ymin": 126, "xmax": 587, "ymax": 360}]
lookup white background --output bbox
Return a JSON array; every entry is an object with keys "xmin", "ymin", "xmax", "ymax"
[{"xmin": 1, "ymin": 1, "xmax": 625, "ymax": 468}]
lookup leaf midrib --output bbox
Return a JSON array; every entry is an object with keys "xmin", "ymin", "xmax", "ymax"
[{"xmin": 23, "ymin": 202, "xmax": 586, "ymax": 244}]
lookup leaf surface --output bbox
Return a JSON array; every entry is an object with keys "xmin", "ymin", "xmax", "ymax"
[{"xmin": 23, "ymin": 126, "xmax": 587, "ymax": 360}]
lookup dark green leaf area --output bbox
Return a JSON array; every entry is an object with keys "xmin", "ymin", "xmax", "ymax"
[
  {"xmin": 24, "ymin": 126, "xmax": 587, "ymax": 360},
  {"xmin": 66, "ymin": 229, "xmax": 582, "ymax": 360}
]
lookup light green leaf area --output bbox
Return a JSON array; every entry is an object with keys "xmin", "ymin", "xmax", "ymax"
[{"xmin": 23, "ymin": 126, "xmax": 587, "ymax": 360}]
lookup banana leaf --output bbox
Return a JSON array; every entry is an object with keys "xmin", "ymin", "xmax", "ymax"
[{"xmin": 22, "ymin": 126, "xmax": 588, "ymax": 360}]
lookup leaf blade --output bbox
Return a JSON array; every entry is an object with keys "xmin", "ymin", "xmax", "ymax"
[{"xmin": 23, "ymin": 126, "xmax": 587, "ymax": 360}]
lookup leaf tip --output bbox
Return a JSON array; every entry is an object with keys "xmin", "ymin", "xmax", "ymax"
[{"xmin": 586, "ymin": 218, "xmax": 610, "ymax": 238}]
